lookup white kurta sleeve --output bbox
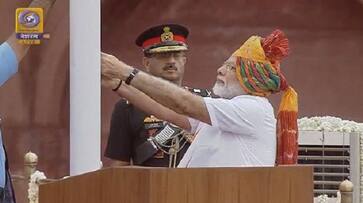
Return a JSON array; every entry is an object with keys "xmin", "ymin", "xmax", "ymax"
[
  {"xmin": 203, "ymin": 96, "xmax": 265, "ymax": 134},
  {"xmin": 187, "ymin": 117, "xmax": 200, "ymax": 134}
]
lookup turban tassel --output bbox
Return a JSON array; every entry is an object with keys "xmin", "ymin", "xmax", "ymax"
[{"xmin": 276, "ymin": 87, "xmax": 298, "ymax": 165}]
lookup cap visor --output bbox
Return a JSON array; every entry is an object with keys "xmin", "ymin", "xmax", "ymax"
[{"xmin": 147, "ymin": 45, "xmax": 188, "ymax": 53}]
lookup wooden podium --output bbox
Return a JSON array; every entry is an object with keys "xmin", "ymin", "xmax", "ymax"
[{"xmin": 39, "ymin": 166, "xmax": 313, "ymax": 203}]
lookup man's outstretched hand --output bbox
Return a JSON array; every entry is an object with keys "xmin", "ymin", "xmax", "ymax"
[{"xmin": 101, "ymin": 52, "xmax": 133, "ymax": 90}]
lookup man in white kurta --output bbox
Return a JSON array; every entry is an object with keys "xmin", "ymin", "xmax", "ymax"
[{"xmin": 178, "ymin": 95, "xmax": 276, "ymax": 167}]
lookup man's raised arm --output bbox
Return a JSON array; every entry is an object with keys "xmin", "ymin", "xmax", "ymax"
[{"xmin": 101, "ymin": 53, "xmax": 211, "ymax": 125}]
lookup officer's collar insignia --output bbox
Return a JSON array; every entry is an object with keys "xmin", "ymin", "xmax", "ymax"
[{"xmin": 160, "ymin": 27, "xmax": 174, "ymax": 42}]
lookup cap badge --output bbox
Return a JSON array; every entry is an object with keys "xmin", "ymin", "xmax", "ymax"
[{"xmin": 160, "ymin": 27, "xmax": 174, "ymax": 42}]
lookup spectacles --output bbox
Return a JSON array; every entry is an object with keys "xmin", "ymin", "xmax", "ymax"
[{"xmin": 225, "ymin": 63, "xmax": 236, "ymax": 71}]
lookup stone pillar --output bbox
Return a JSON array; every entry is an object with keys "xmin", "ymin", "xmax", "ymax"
[
  {"xmin": 24, "ymin": 151, "xmax": 38, "ymax": 179},
  {"xmin": 339, "ymin": 180, "xmax": 353, "ymax": 203}
]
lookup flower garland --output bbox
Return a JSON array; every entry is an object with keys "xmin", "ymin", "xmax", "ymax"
[{"xmin": 28, "ymin": 170, "xmax": 47, "ymax": 203}]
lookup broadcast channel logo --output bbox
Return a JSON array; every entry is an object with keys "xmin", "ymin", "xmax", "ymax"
[
  {"xmin": 15, "ymin": 8, "xmax": 44, "ymax": 45},
  {"xmin": 18, "ymin": 10, "xmax": 40, "ymax": 27}
]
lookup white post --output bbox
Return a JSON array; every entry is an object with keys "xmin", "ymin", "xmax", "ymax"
[
  {"xmin": 349, "ymin": 133, "xmax": 360, "ymax": 203},
  {"xmin": 69, "ymin": 0, "xmax": 100, "ymax": 175}
]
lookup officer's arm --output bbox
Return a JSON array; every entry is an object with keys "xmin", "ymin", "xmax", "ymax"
[
  {"xmin": 6, "ymin": 0, "xmax": 56, "ymax": 61},
  {"xmin": 101, "ymin": 53, "xmax": 211, "ymax": 125},
  {"xmin": 116, "ymin": 84, "xmax": 191, "ymax": 130}
]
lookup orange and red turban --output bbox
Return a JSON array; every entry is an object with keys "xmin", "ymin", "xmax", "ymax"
[{"xmin": 233, "ymin": 30, "xmax": 298, "ymax": 165}]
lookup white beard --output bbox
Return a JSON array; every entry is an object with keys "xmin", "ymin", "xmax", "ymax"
[{"xmin": 212, "ymin": 81, "xmax": 245, "ymax": 99}]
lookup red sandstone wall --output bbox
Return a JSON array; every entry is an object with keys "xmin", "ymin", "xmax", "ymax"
[{"xmin": 0, "ymin": 1, "xmax": 362, "ymax": 201}]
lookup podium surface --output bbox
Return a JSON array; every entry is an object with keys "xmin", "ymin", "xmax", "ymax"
[{"xmin": 39, "ymin": 166, "xmax": 313, "ymax": 203}]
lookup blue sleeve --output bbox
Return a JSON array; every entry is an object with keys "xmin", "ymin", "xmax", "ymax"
[
  {"xmin": 0, "ymin": 130, "xmax": 5, "ymax": 188},
  {"xmin": 0, "ymin": 42, "xmax": 19, "ymax": 87}
]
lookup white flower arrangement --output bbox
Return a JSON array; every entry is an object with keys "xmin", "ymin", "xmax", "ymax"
[
  {"xmin": 315, "ymin": 194, "xmax": 329, "ymax": 203},
  {"xmin": 298, "ymin": 116, "xmax": 363, "ymax": 133},
  {"xmin": 28, "ymin": 170, "xmax": 47, "ymax": 203},
  {"xmin": 314, "ymin": 192, "xmax": 340, "ymax": 203}
]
